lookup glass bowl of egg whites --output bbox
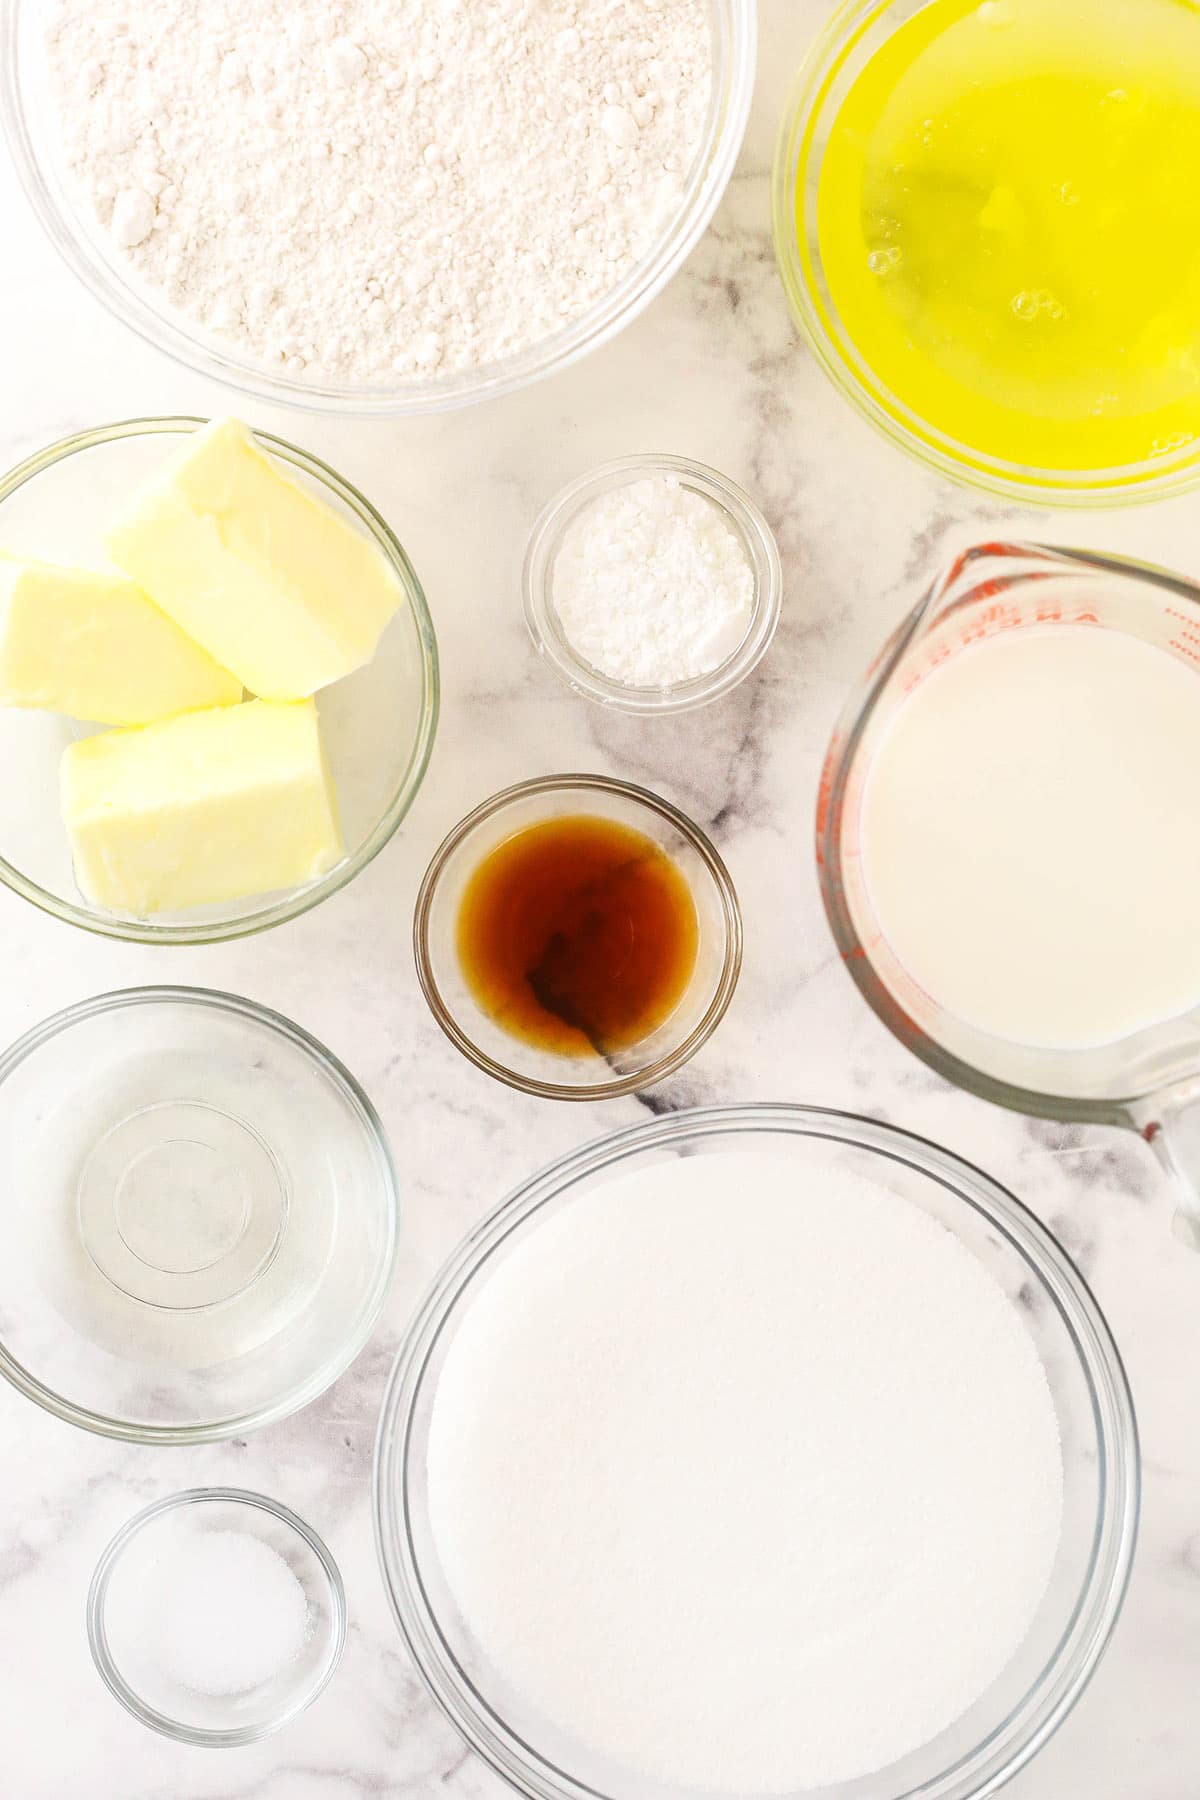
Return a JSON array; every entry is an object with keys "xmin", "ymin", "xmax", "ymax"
[{"xmin": 0, "ymin": 416, "xmax": 439, "ymax": 943}]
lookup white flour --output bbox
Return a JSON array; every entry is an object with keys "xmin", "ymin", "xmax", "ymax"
[
  {"xmin": 552, "ymin": 474, "xmax": 755, "ymax": 686},
  {"xmin": 46, "ymin": 0, "xmax": 712, "ymax": 383},
  {"xmin": 427, "ymin": 1150, "xmax": 1064, "ymax": 1792}
]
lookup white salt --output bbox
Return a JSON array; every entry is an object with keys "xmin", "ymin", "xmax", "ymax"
[
  {"xmin": 427, "ymin": 1149, "xmax": 1063, "ymax": 1792},
  {"xmin": 112, "ymin": 1524, "xmax": 312, "ymax": 1697}
]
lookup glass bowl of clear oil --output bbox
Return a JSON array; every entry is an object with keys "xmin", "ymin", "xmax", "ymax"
[
  {"xmin": 775, "ymin": 0, "xmax": 1200, "ymax": 504},
  {"xmin": 0, "ymin": 986, "xmax": 399, "ymax": 1441}
]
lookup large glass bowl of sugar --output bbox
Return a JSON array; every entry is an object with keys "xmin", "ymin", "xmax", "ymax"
[
  {"xmin": 0, "ymin": 418, "xmax": 438, "ymax": 944},
  {"xmin": 374, "ymin": 1103, "xmax": 1138, "ymax": 1800}
]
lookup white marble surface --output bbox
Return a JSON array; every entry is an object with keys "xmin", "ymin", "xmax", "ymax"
[{"xmin": 1, "ymin": 3, "xmax": 1199, "ymax": 1793}]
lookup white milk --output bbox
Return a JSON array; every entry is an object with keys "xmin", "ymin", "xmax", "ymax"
[{"xmin": 860, "ymin": 625, "xmax": 1200, "ymax": 1048}]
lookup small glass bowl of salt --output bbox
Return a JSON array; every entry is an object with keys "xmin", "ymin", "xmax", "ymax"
[
  {"xmin": 87, "ymin": 1488, "xmax": 346, "ymax": 1745},
  {"xmin": 524, "ymin": 454, "xmax": 783, "ymax": 715}
]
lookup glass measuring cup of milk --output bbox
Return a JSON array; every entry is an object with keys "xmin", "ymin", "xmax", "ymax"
[{"xmin": 819, "ymin": 540, "xmax": 1200, "ymax": 1240}]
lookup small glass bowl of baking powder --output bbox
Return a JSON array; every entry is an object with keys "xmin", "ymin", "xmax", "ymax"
[
  {"xmin": 524, "ymin": 455, "xmax": 783, "ymax": 716},
  {"xmin": 88, "ymin": 1488, "xmax": 346, "ymax": 1745}
]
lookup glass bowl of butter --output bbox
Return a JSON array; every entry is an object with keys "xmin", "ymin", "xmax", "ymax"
[{"xmin": 0, "ymin": 417, "xmax": 439, "ymax": 943}]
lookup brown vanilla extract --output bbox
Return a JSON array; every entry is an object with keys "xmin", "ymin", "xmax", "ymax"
[{"xmin": 455, "ymin": 814, "xmax": 699, "ymax": 1057}]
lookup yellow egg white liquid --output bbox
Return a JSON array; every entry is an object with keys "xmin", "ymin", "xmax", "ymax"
[{"xmin": 815, "ymin": 0, "xmax": 1200, "ymax": 473}]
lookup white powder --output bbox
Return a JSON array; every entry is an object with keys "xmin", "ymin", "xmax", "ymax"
[
  {"xmin": 552, "ymin": 475, "xmax": 755, "ymax": 687},
  {"xmin": 45, "ymin": 0, "xmax": 712, "ymax": 384},
  {"xmin": 108, "ymin": 1524, "xmax": 312, "ymax": 1697},
  {"xmin": 427, "ymin": 1150, "xmax": 1064, "ymax": 1792}
]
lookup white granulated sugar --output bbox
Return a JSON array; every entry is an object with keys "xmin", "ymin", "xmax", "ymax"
[
  {"xmin": 427, "ymin": 1150, "xmax": 1064, "ymax": 1792},
  {"xmin": 552, "ymin": 475, "xmax": 755, "ymax": 687},
  {"xmin": 46, "ymin": 0, "xmax": 712, "ymax": 383},
  {"xmin": 107, "ymin": 1524, "xmax": 312, "ymax": 1698}
]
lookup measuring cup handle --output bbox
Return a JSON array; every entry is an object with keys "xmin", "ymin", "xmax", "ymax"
[{"xmin": 1137, "ymin": 1089, "xmax": 1200, "ymax": 1248}]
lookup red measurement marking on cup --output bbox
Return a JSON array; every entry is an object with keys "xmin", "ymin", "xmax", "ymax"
[
  {"xmin": 815, "ymin": 744, "xmax": 839, "ymax": 861},
  {"xmin": 1029, "ymin": 604, "xmax": 1100, "ymax": 626},
  {"xmin": 1165, "ymin": 606, "xmax": 1200, "ymax": 664},
  {"xmin": 898, "ymin": 604, "xmax": 1099, "ymax": 695},
  {"xmin": 959, "ymin": 602, "xmax": 1021, "ymax": 642}
]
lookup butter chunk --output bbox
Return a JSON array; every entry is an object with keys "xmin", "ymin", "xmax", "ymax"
[
  {"xmin": 0, "ymin": 556, "xmax": 241, "ymax": 725},
  {"xmin": 61, "ymin": 699, "xmax": 345, "ymax": 914},
  {"xmin": 104, "ymin": 418, "xmax": 402, "ymax": 700}
]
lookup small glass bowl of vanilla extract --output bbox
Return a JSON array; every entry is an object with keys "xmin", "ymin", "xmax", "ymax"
[{"xmin": 413, "ymin": 775, "xmax": 743, "ymax": 1100}]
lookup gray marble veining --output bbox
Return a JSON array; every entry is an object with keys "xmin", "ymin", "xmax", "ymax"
[{"xmin": 1, "ymin": 3, "xmax": 1199, "ymax": 1793}]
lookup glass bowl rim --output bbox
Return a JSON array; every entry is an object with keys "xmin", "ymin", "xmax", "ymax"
[
  {"xmin": 522, "ymin": 454, "xmax": 783, "ymax": 716},
  {"xmin": 87, "ymin": 1484, "xmax": 347, "ymax": 1747},
  {"xmin": 0, "ymin": 982, "xmax": 401, "ymax": 1444},
  {"xmin": 374, "ymin": 1100, "xmax": 1140, "ymax": 1800},
  {"xmin": 411, "ymin": 774, "xmax": 744, "ymax": 1100},
  {"xmin": 0, "ymin": 0, "xmax": 757, "ymax": 418},
  {"xmin": 770, "ymin": 0, "xmax": 1200, "ymax": 509},
  {"xmin": 0, "ymin": 414, "xmax": 440, "ymax": 943}
]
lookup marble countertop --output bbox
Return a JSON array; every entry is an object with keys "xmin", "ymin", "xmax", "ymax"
[{"xmin": 2, "ymin": 3, "xmax": 1198, "ymax": 1794}]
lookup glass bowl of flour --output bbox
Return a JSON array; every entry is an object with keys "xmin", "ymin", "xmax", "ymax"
[
  {"xmin": 1, "ymin": 0, "xmax": 755, "ymax": 415},
  {"xmin": 375, "ymin": 1103, "xmax": 1138, "ymax": 1800}
]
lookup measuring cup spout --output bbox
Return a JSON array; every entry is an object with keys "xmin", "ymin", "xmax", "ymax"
[{"xmin": 1132, "ymin": 1085, "xmax": 1200, "ymax": 1249}]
